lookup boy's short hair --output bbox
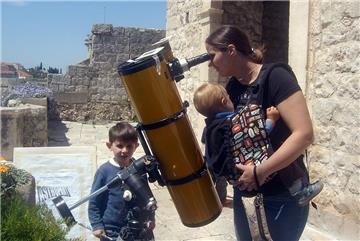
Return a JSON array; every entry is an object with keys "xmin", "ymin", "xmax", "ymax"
[
  {"xmin": 109, "ymin": 122, "xmax": 138, "ymax": 143},
  {"xmin": 193, "ymin": 83, "xmax": 228, "ymax": 117}
]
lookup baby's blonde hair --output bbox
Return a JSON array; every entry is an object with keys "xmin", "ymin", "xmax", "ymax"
[{"xmin": 193, "ymin": 83, "xmax": 229, "ymax": 117}]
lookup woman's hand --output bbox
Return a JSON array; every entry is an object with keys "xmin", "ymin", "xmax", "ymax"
[{"xmin": 235, "ymin": 163, "xmax": 257, "ymax": 191}]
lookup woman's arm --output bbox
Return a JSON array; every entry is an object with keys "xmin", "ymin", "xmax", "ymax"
[
  {"xmin": 257, "ymin": 90, "xmax": 313, "ymax": 181},
  {"xmin": 236, "ymin": 90, "xmax": 313, "ymax": 190}
]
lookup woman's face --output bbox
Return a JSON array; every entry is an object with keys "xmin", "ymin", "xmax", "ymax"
[{"xmin": 206, "ymin": 43, "xmax": 233, "ymax": 77}]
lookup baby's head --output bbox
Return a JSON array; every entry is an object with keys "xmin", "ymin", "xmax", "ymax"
[{"xmin": 193, "ymin": 83, "xmax": 234, "ymax": 117}]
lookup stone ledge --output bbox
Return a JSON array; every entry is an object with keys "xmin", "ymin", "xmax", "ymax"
[
  {"xmin": 19, "ymin": 97, "xmax": 47, "ymax": 108},
  {"xmin": 1, "ymin": 105, "xmax": 48, "ymax": 161}
]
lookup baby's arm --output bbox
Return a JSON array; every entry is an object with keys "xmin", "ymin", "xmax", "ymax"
[
  {"xmin": 148, "ymin": 217, "xmax": 156, "ymax": 230},
  {"xmin": 92, "ymin": 229, "xmax": 105, "ymax": 238},
  {"xmin": 266, "ymin": 106, "xmax": 280, "ymax": 133}
]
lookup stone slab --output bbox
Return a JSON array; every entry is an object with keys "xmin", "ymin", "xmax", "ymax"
[{"xmin": 13, "ymin": 146, "xmax": 97, "ymax": 241}]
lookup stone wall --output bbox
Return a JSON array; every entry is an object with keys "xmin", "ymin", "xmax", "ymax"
[
  {"xmin": 222, "ymin": 1, "xmax": 289, "ymax": 63},
  {"xmin": 306, "ymin": 1, "xmax": 360, "ymax": 239},
  {"xmin": 49, "ymin": 24, "xmax": 165, "ymax": 122},
  {"xmin": 1, "ymin": 104, "xmax": 48, "ymax": 161},
  {"xmin": 262, "ymin": 1, "xmax": 289, "ymax": 63},
  {"xmin": 222, "ymin": 1, "xmax": 263, "ymax": 47},
  {"xmin": 166, "ymin": 0, "xmax": 209, "ymax": 142}
]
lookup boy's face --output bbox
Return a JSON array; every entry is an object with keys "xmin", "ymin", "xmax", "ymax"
[{"xmin": 107, "ymin": 140, "xmax": 139, "ymax": 164}]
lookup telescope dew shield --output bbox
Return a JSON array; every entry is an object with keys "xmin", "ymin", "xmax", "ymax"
[{"xmin": 118, "ymin": 50, "xmax": 222, "ymax": 227}]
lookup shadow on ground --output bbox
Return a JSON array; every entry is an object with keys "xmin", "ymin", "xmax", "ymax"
[{"xmin": 48, "ymin": 120, "xmax": 70, "ymax": 146}]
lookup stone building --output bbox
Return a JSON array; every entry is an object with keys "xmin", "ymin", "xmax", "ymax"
[
  {"xmin": 166, "ymin": 1, "xmax": 359, "ymax": 240},
  {"xmin": 48, "ymin": 24, "xmax": 165, "ymax": 122}
]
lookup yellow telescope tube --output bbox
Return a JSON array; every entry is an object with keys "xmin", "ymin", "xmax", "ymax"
[{"xmin": 118, "ymin": 48, "xmax": 222, "ymax": 227}]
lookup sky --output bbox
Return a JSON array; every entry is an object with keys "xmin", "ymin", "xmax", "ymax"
[{"xmin": 1, "ymin": 0, "xmax": 167, "ymax": 72}]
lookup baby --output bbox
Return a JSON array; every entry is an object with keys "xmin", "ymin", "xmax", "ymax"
[{"xmin": 194, "ymin": 83, "xmax": 323, "ymax": 206}]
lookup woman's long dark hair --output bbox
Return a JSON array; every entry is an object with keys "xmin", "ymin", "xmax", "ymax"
[{"xmin": 206, "ymin": 25, "xmax": 264, "ymax": 64}]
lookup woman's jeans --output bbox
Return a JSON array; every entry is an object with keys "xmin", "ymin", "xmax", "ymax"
[{"xmin": 233, "ymin": 187, "xmax": 309, "ymax": 241}]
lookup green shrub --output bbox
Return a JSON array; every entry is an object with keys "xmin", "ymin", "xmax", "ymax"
[
  {"xmin": 1, "ymin": 162, "xmax": 83, "ymax": 241},
  {"xmin": 1, "ymin": 193, "xmax": 84, "ymax": 241},
  {"xmin": 0, "ymin": 162, "xmax": 32, "ymax": 199}
]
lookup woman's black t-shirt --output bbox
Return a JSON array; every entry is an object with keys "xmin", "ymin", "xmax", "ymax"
[{"xmin": 226, "ymin": 64, "xmax": 307, "ymax": 195}]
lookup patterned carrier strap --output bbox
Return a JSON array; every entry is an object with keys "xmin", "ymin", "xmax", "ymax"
[{"xmin": 227, "ymin": 104, "xmax": 275, "ymax": 191}]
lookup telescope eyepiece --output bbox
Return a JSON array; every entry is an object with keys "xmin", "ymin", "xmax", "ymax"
[{"xmin": 186, "ymin": 53, "xmax": 211, "ymax": 69}]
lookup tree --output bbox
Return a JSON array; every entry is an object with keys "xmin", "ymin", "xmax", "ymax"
[
  {"xmin": 48, "ymin": 67, "xmax": 59, "ymax": 74},
  {"xmin": 28, "ymin": 63, "xmax": 47, "ymax": 79}
]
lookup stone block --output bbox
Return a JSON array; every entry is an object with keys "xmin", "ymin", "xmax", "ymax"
[
  {"xmin": 59, "ymin": 84, "xmax": 65, "ymax": 92},
  {"xmin": 1, "ymin": 108, "xmax": 25, "ymax": 160},
  {"xmin": 16, "ymin": 174, "xmax": 36, "ymax": 206},
  {"xmin": 92, "ymin": 24, "xmax": 113, "ymax": 35},
  {"xmin": 53, "ymin": 92, "xmax": 88, "ymax": 104},
  {"xmin": 0, "ymin": 105, "xmax": 47, "ymax": 161}
]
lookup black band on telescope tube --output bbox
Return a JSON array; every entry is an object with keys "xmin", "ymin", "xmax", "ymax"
[
  {"xmin": 138, "ymin": 102, "xmax": 189, "ymax": 131},
  {"xmin": 165, "ymin": 163, "xmax": 208, "ymax": 186}
]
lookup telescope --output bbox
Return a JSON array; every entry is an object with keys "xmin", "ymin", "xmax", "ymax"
[
  {"xmin": 118, "ymin": 40, "xmax": 222, "ymax": 227},
  {"xmin": 53, "ymin": 39, "xmax": 222, "ymax": 235}
]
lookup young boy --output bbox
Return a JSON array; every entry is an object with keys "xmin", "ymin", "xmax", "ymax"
[
  {"xmin": 88, "ymin": 122, "xmax": 155, "ymax": 241},
  {"xmin": 193, "ymin": 83, "xmax": 323, "ymax": 207}
]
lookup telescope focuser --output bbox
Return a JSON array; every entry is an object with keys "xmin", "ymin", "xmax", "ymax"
[{"xmin": 168, "ymin": 53, "xmax": 211, "ymax": 82}]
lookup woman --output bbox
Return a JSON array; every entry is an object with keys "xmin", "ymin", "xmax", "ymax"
[{"xmin": 205, "ymin": 25, "xmax": 314, "ymax": 241}]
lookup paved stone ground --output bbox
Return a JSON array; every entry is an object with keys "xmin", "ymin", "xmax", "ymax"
[{"xmin": 48, "ymin": 120, "xmax": 336, "ymax": 241}]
